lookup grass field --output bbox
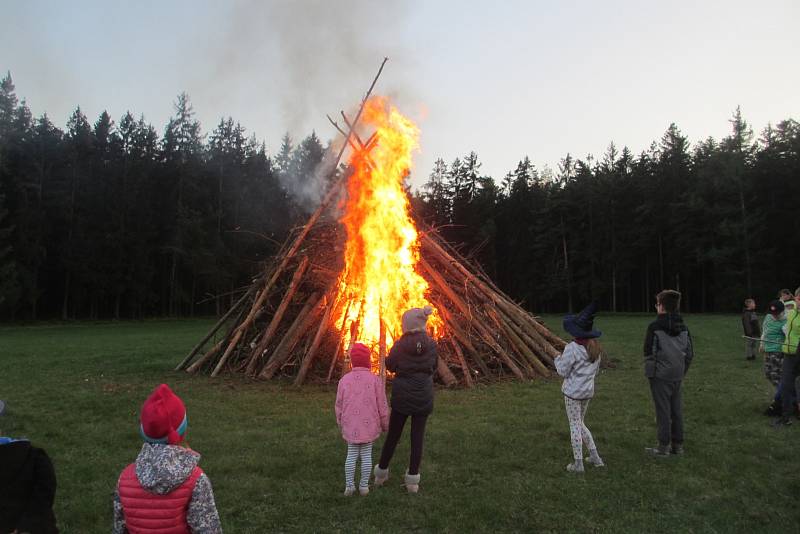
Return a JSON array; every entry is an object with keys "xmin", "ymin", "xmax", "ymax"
[{"xmin": 1, "ymin": 314, "xmax": 798, "ymax": 533}]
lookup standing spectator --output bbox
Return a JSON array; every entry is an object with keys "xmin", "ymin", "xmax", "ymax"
[
  {"xmin": 742, "ymin": 298, "xmax": 760, "ymax": 361},
  {"xmin": 779, "ymin": 288, "xmax": 796, "ymax": 312},
  {"xmin": 761, "ymin": 300, "xmax": 786, "ymax": 416},
  {"xmin": 335, "ymin": 343, "xmax": 389, "ymax": 496},
  {"xmin": 373, "ymin": 306, "xmax": 437, "ymax": 493},
  {"xmin": 555, "ymin": 302, "xmax": 604, "ymax": 473},
  {"xmin": 113, "ymin": 384, "xmax": 222, "ymax": 533},
  {"xmin": 774, "ymin": 288, "xmax": 800, "ymax": 426},
  {"xmin": 643, "ymin": 290, "xmax": 694, "ymax": 456}
]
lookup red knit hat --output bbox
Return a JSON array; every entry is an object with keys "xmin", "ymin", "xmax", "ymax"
[
  {"xmin": 139, "ymin": 384, "xmax": 188, "ymax": 445},
  {"xmin": 350, "ymin": 343, "xmax": 371, "ymax": 369}
]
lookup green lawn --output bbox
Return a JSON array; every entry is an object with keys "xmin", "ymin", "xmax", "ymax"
[{"xmin": 1, "ymin": 315, "xmax": 798, "ymax": 533}]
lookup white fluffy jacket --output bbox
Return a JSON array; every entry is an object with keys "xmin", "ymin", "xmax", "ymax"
[{"xmin": 555, "ymin": 341, "xmax": 600, "ymax": 400}]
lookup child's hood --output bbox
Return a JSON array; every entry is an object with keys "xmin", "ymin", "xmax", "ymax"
[
  {"xmin": 654, "ymin": 313, "xmax": 687, "ymax": 336},
  {"xmin": 134, "ymin": 442, "xmax": 200, "ymax": 494}
]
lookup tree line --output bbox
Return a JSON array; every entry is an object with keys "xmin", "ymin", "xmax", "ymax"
[
  {"xmin": 0, "ymin": 73, "xmax": 326, "ymax": 320},
  {"xmin": 413, "ymin": 111, "xmax": 800, "ymax": 313},
  {"xmin": 1, "ymin": 71, "xmax": 798, "ymax": 319}
]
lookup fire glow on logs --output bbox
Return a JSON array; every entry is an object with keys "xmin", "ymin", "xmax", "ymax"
[{"xmin": 335, "ymin": 97, "xmax": 442, "ymax": 368}]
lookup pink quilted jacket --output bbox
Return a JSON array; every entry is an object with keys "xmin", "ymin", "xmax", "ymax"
[{"xmin": 335, "ymin": 368, "xmax": 389, "ymax": 444}]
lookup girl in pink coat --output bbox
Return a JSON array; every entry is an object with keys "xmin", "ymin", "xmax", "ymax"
[{"xmin": 335, "ymin": 343, "xmax": 389, "ymax": 496}]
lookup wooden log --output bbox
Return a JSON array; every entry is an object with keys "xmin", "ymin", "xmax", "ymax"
[
  {"xmin": 259, "ymin": 293, "xmax": 322, "ymax": 379},
  {"xmin": 430, "ymin": 297, "xmax": 490, "ymax": 377},
  {"xmin": 244, "ymin": 256, "xmax": 310, "ymax": 375},
  {"xmin": 379, "ymin": 314, "xmax": 387, "ymax": 382},
  {"xmin": 436, "ymin": 355, "xmax": 458, "ymax": 386},
  {"xmin": 486, "ymin": 308, "xmax": 537, "ymax": 378},
  {"xmin": 489, "ymin": 308, "xmax": 550, "ymax": 377},
  {"xmin": 447, "ymin": 336, "xmax": 474, "ymax": 388},
  {"xmin": 420, "ymin": 258, "xmax": 525, "ymax": 380},
  {"xmin": 294, "ymin": 291, "xmax": 336, "ymax": 386},
  {"xmin": 422, "ymin": 231, "xmax": 566, "ymax": 354},
  {"xmin": 505, "ymin": 317, "xmax": 556, "ymax": 367},
  {"xmin": 186, "ymin": 338, "xmax": 225, "ymax": 374},
  {"xmin": 326, "ymin": 297, "xmax": 352, "ymax": 383},
  {"xmin": 422, "ymin": 254, "xmax": 552, "ymax": 376},
  {"xmin": 176, "ymin": 284, "xmax": 256, "ymax": 371}
]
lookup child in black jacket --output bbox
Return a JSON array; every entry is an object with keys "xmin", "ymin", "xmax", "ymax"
[{"xmin": 373, "ymin": 306, "xmax": 437, "ymax": 493}]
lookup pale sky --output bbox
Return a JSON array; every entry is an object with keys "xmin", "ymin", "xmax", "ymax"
[{"xmin": 2, "ymin": 0, "xmax": 798, "ymax": 187}]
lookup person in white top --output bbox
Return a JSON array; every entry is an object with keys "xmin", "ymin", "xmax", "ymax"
[{"xmin": 555, "ymin": 301, "xmax": 604, "ymax": 474}]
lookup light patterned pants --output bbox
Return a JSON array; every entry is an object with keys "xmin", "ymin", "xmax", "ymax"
[
  {"xmin": 564, "ymin": 396, "xmax": 597, "ymax": 460},
  {"xmin": 345, "ymin": 442, "xmax": 373, "ymax": 489}
]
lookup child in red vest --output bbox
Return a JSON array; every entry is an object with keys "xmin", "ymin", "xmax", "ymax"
[
  {"xmin": 335, "ymin": 343, "xmax": 389, "ymax": 496},
  {"xmin": 113, "ymin": 384, "xmax": 222, "ymax": 533}
]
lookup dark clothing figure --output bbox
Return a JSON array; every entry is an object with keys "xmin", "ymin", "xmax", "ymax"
[
  {"xmin": 780, "ymin": 356, "xmax": 800, "ymax": 421},
  {"xmin": 742, "ymin": 308, "xmax": 760, "ymax": 360},
  {"xmin": 644, "ymin": 313, "xmax": 694, "ymax": 449},
  {"xmin": 741, "ymin": 309, "xmax": 761, "ymax": 338},
  {"xmin": 377, "ymin": 327, "xmax": 437, "ymax": 482},
  {"xmin": 386, "ymin": 331, "xmax": 437, "ymax": 416},
  {"xmin": 0, "ymin": 438, "xmax": 58, "ymax": 534}
]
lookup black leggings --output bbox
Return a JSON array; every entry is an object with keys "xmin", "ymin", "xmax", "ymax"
[{"xmin": 378, "ymin": 410, "xmax": 428, "ymax": 475}]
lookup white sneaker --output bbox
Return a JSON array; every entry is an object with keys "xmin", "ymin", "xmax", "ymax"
[
  {"xmin": 343, "ymin": 486, "xmax": 355, "ymax": 496},
  {"xmin": 585, "ymin": 455, "xmax": 605, "ymax": 467},
  {"xmin": 358, "ymin": 486, "xmax": 370, "ymax": 496}
]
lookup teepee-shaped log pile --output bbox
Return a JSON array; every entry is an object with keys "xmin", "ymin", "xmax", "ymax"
[
  {"xmin": 176, "ymin": 60, "xmax": 565, "ymax": 386},
  {"xmin": 176, "ymin": 220, "xmax": 565, "ymax": 386}
]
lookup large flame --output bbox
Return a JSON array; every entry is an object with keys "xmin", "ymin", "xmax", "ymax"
[{"xmin": 334, "ymin": 96, "xmax": 441, "ymax": 369}]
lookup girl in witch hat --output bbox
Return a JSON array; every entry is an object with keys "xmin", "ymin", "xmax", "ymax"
[
  {"xmin": 335, "ymin": 343, "xmax": 389, "ymax": 496},
  {"xmin": 556, "ymin": 302, "xmax": 604, "ymax": 473},
  {"xmin": 113, "ymin": 384, "xmax": 222, "ymax": 533}
]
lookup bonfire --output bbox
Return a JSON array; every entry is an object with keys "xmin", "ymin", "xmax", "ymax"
[{"xmin": 177, "ymin": 60, "xmax": 565, "ymax": 386}]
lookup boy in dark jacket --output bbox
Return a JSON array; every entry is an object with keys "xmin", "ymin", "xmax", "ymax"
[
  {"xmin": 0, "ymin": 435, "xmax": 59, "ymax": 533},
  {"xmin": 644, "ymin": 290, "xmax": 694, "ymax": 457},
  {"xmin": 373, "ymin": 306, "xmax": 437, "ymax": 493},
  {"xmin": 742, "ymin": 298, "xmax": 760, "ymax": 360}
]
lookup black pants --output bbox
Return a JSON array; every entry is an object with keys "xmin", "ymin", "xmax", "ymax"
[
  {"xmin": 378, "ymin": 410, "xmax": 428, "ymax": 475},
  {"xmin": 649, "ymin": 378, "xmax": 683, "ymax": 447},
  {"xmin": 781, "ymin": 355, "xmax": 800, "ymax": 417}
]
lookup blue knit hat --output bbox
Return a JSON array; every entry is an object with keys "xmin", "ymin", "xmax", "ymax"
[{"xmin": 563, "ymin": 301, "xmax": 602, "ymax": 339}]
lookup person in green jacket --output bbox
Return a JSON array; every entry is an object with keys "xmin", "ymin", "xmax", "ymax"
[
  {"xmin": 774, "ymin": 288, "xmax": 800, "ymax": 426},
  {"xmin": 761, "ymin": 299, "xmax": 786, "ymax": 416}
]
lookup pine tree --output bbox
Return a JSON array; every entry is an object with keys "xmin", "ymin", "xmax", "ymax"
[{"xmin": 0, "ymin": 192, "xmax": 20, "ymax": 316}]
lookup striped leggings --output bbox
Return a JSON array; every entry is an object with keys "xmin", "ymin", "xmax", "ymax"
[
  {"xmin": 345, "ymin": 442, "xmax": 373, "ymax": 489},
  {"xmin": 564, "ymin": 396, "xmax": 597, "ymax": 460}
]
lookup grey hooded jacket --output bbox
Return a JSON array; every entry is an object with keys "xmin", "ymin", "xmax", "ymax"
[{"xmin": 643, "ymin": 313, "xmax": 694, "ymax": 382}]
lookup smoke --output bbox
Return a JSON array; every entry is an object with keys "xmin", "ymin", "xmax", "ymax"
[
  {"xmin": 196, "ymin": 0, "xmax": 416, "ymax": 208},
  {"xmin": 201, "ymin": 1, "xmax": 412, "ymax": 129},
  {"xmin": 282, "ymin": 137, "xmax": 346, "ymax": 214}
]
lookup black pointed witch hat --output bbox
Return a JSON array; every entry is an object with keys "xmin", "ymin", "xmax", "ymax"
[{"xmin": 563, "ymin": 301, "xmax": 602, "ymax": 339}]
